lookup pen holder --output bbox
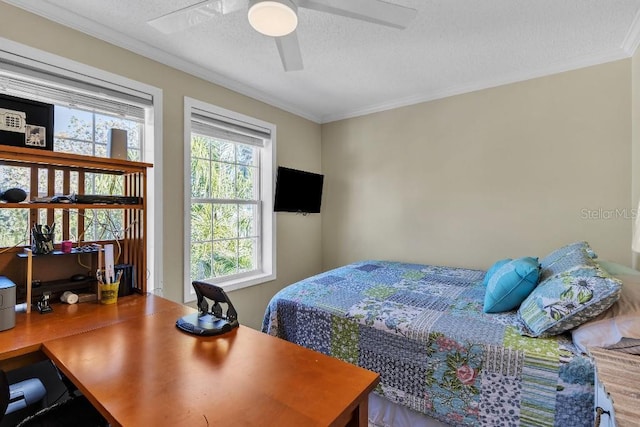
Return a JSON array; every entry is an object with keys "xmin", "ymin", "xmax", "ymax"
[
  {"xmin": 99, "ymin": 281, "xmax": 119, "ymax": 305},
  {"xmin": 31, "ymin": 225, "xmax": 55, "ymax": 255}
]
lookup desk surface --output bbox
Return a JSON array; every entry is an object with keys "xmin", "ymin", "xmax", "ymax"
[
  {"xmin": 1, "ymin": 295, "xmax": 379, "ymax": 427},
  {"xmin": 0, "ymin": 295, "xmax": 178, "ymax": 370}
]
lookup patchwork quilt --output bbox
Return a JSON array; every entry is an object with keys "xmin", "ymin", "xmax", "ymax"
[{"xmin": 262, "ymin": 261, "xmax": 594, "ymax": 427}]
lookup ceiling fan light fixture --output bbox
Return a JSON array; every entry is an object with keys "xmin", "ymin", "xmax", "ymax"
[{"xmin": 248, "ymin": 0, "xmax": 298, "ymax": 37}]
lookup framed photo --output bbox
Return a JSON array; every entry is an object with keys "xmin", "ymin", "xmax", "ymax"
[{"xmin": 25, "ymin": 125, "xmax": 46, "ymax": 148}]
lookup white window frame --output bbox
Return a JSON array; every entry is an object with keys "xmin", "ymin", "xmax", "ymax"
[
  {"xmin": 0, "ymin": 37, "xmax": 164, "ymax": 294},
  {"xmin": 183, "ymin": 97, "xmax": 276, "ymax": 302}
]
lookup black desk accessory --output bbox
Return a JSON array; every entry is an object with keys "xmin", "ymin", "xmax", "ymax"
[
  {"xmin": 176, "ymin": 281, "xmax": 239, "ymax": 336},
  {"xmin": 0, "ymin": 187, "xmax": 27, "ymax": 203},
  {"xmin": 32, "ymin": 194, "xmax": 140, "ymax": 205},
  {"xmin": 36, "ymin": 292, "xmax": 53, "ymax": 314}
]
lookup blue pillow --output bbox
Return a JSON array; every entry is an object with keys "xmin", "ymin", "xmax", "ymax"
[
  {"xmin": 484, "ymin": 257, "xmax": 540, "ymax": 313},
  {"xmin": 483, "ymin": 258, "xmax": 512, "ymax": 287}
]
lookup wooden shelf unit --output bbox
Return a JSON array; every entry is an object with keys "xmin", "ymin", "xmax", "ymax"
[{"xmin": 0, "ymin": 145, "xmax": 152, "ymax": 294}]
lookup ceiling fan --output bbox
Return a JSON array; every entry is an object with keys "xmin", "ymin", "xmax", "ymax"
[{"xmin": 147, "ymin": 0, "xmax": 417, "ymax": 71}]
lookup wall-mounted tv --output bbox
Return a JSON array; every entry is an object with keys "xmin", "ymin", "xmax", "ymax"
[{"xmin": 274, "ymin": 166, "xmax": 324, "ymax": 214}]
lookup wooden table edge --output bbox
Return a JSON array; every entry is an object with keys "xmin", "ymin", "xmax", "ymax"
[
  {"xmin": 39, "ymin": 303, "xmax": 192, "ymax": 427},
  {"xmin": 0, "ymin": 345, "xmax": 48, "ymax": 371},
  {"xmin": 28, "ymin": 300, "xmax": 379, "ymax": 427},
  {"xmin": 41, "ymin": 342, "xmax": 119, "ymax": 426},
  {"xmin": 331, "ymin": 376, "xmax": 379, "ymax": 427},
  {"xmin": 0, "ymin": 294, "xmax": 182, "ymax": 371}
]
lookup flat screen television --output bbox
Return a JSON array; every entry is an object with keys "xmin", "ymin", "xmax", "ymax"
[{"xmin": 274, "ymin": 166, "xmax": 324, "ymax": 214}]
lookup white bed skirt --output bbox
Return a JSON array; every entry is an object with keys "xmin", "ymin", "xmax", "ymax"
[{"xmin": 368, "ymin": 393, "xmax": 449, "ymax": 427}]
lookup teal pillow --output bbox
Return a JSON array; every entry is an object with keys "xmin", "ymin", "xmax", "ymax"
[
  {"xmin": 483, "ymin": 257, "xmax": 540, "ymax": 313},
  {"xmin": 483, "ymin": 258, "xmax": 512, "ymax": 287}
]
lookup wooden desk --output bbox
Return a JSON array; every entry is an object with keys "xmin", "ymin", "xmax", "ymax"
[
  {"xmin": 4, "ymin": 296, "xmax": 379, "ymax": 427},
  {"xmin": 0, "ymin": 294, "xmax": 178, "ymax": 371}
]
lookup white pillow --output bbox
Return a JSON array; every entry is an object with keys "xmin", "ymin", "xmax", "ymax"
[{"xmin": 571, "ymin": 273, "xmax": 640, "ymax": 353}]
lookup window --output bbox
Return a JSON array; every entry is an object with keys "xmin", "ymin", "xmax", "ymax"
[
  {"xmin": 52, "ymin": 105, "xmax": 144, "ymax": 243},
  {"xmin": 0, "ymin": 106, "xmax": 141, "ymax": 247},
  {"xmin": 0, "ymin": 72, "xmax": 147, "ymax": 247},
  {"xmin": 184, "ymin": 97, "xmax": 275, "ymax": 301},
  {"xmin": 0, "ymin": 40, "xmax": 162, "ymax": 293},
  {"xmin": 54, "ymin": 106, "xmax": 142, "ymax": 161}
]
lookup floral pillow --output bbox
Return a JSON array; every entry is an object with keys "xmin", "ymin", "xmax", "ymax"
[
  {"xmin": 571, "ymin": 272, "xmax": 640, "ymax": 354},
  {"xmin": 518, "ymin": 265, "xmax": 622, "ymax": 337},
  {"xmin": 539, "ymin": 241, "xmax": 597, "ymax": 269},
  {"xmin": 538, "ymin": 244, "xmax": 597, "ymax": 283}
]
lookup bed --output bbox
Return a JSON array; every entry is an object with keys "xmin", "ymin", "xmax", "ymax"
[{"xmin": 262, "ymin": 242, "xmax": 626, "ymax": 427}]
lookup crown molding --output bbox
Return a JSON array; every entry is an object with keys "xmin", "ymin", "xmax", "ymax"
[
  {"xmin": 2, "ymin": 0, "xmax": 321, "ymax": 123},
  {"xmin": 321, "ymin": 48, "xmax": 631, "ymax": 123},
  {"xmin": 3, "ymin": 0, "xmax": 637, "ymax": 125}
]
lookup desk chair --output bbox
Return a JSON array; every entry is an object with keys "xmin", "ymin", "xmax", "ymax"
[
  {"xmin": 1, "ymin": 370, "xmax": 107, "ymax": 427},
  {"xmin": 0, "ymin": 372, "xmax": 46, "ymax": 418}
]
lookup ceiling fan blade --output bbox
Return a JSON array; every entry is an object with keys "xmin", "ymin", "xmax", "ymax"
[
  {"xmin": 219, "ymin": 0, "xmax": 247, "ymax": 14},
  {"xmin": 297, "ymin": 0, "xmax": 416, "ymax": 29},
  {"xmin": 148, "ymin": 1, "xmax": 221, "ymax": 34},
  {"xmin": 275, "ymin": 32, "xmax": 304, "ymax": 71},
  {"xmin": 148, "ymin": 0, "xmax": 245, "ymax": 34}
]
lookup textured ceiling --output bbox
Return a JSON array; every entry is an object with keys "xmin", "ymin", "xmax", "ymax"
[{"xmin": 4, "ymin": 0, "xmax": 640, "ymax": 123}]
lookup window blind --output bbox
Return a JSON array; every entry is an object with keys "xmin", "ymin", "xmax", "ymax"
[
  {"xmin": 0, "ymin": 57, "xmax": 152, "ymax": 121},
  {"xmin": 191, "ymin": 109, "xmax": 270, "ymax": 147}
]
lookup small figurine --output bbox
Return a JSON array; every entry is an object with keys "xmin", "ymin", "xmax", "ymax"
[{"xmin": 36, "ymin": 291, "xmax": 53, "ymax": 314}]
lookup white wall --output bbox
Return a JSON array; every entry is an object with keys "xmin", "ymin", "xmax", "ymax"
[
  {"xmin": 0, "ymin": 3, "xmax": 323, "ymax": 330},
  {"xmin": 322, "ymin": 60, "xmax": 632, "ymax": 270}
]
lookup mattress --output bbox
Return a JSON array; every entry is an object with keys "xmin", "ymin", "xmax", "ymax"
[{"xmin": 262, "ymin": 260, "xmax": 595, "ymax": 427}]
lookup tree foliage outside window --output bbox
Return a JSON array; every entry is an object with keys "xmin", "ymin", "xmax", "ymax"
[
  {"xmin": 0, "ymin": 105, "xmax": 143, "ymax": 248},
  {"xmin": 190, "ymin": 133, "xmax": 260, "ymax": 283},
  {"xmin": 54, "ymin": 107, "xmax": 141, "ymax": 161}
]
